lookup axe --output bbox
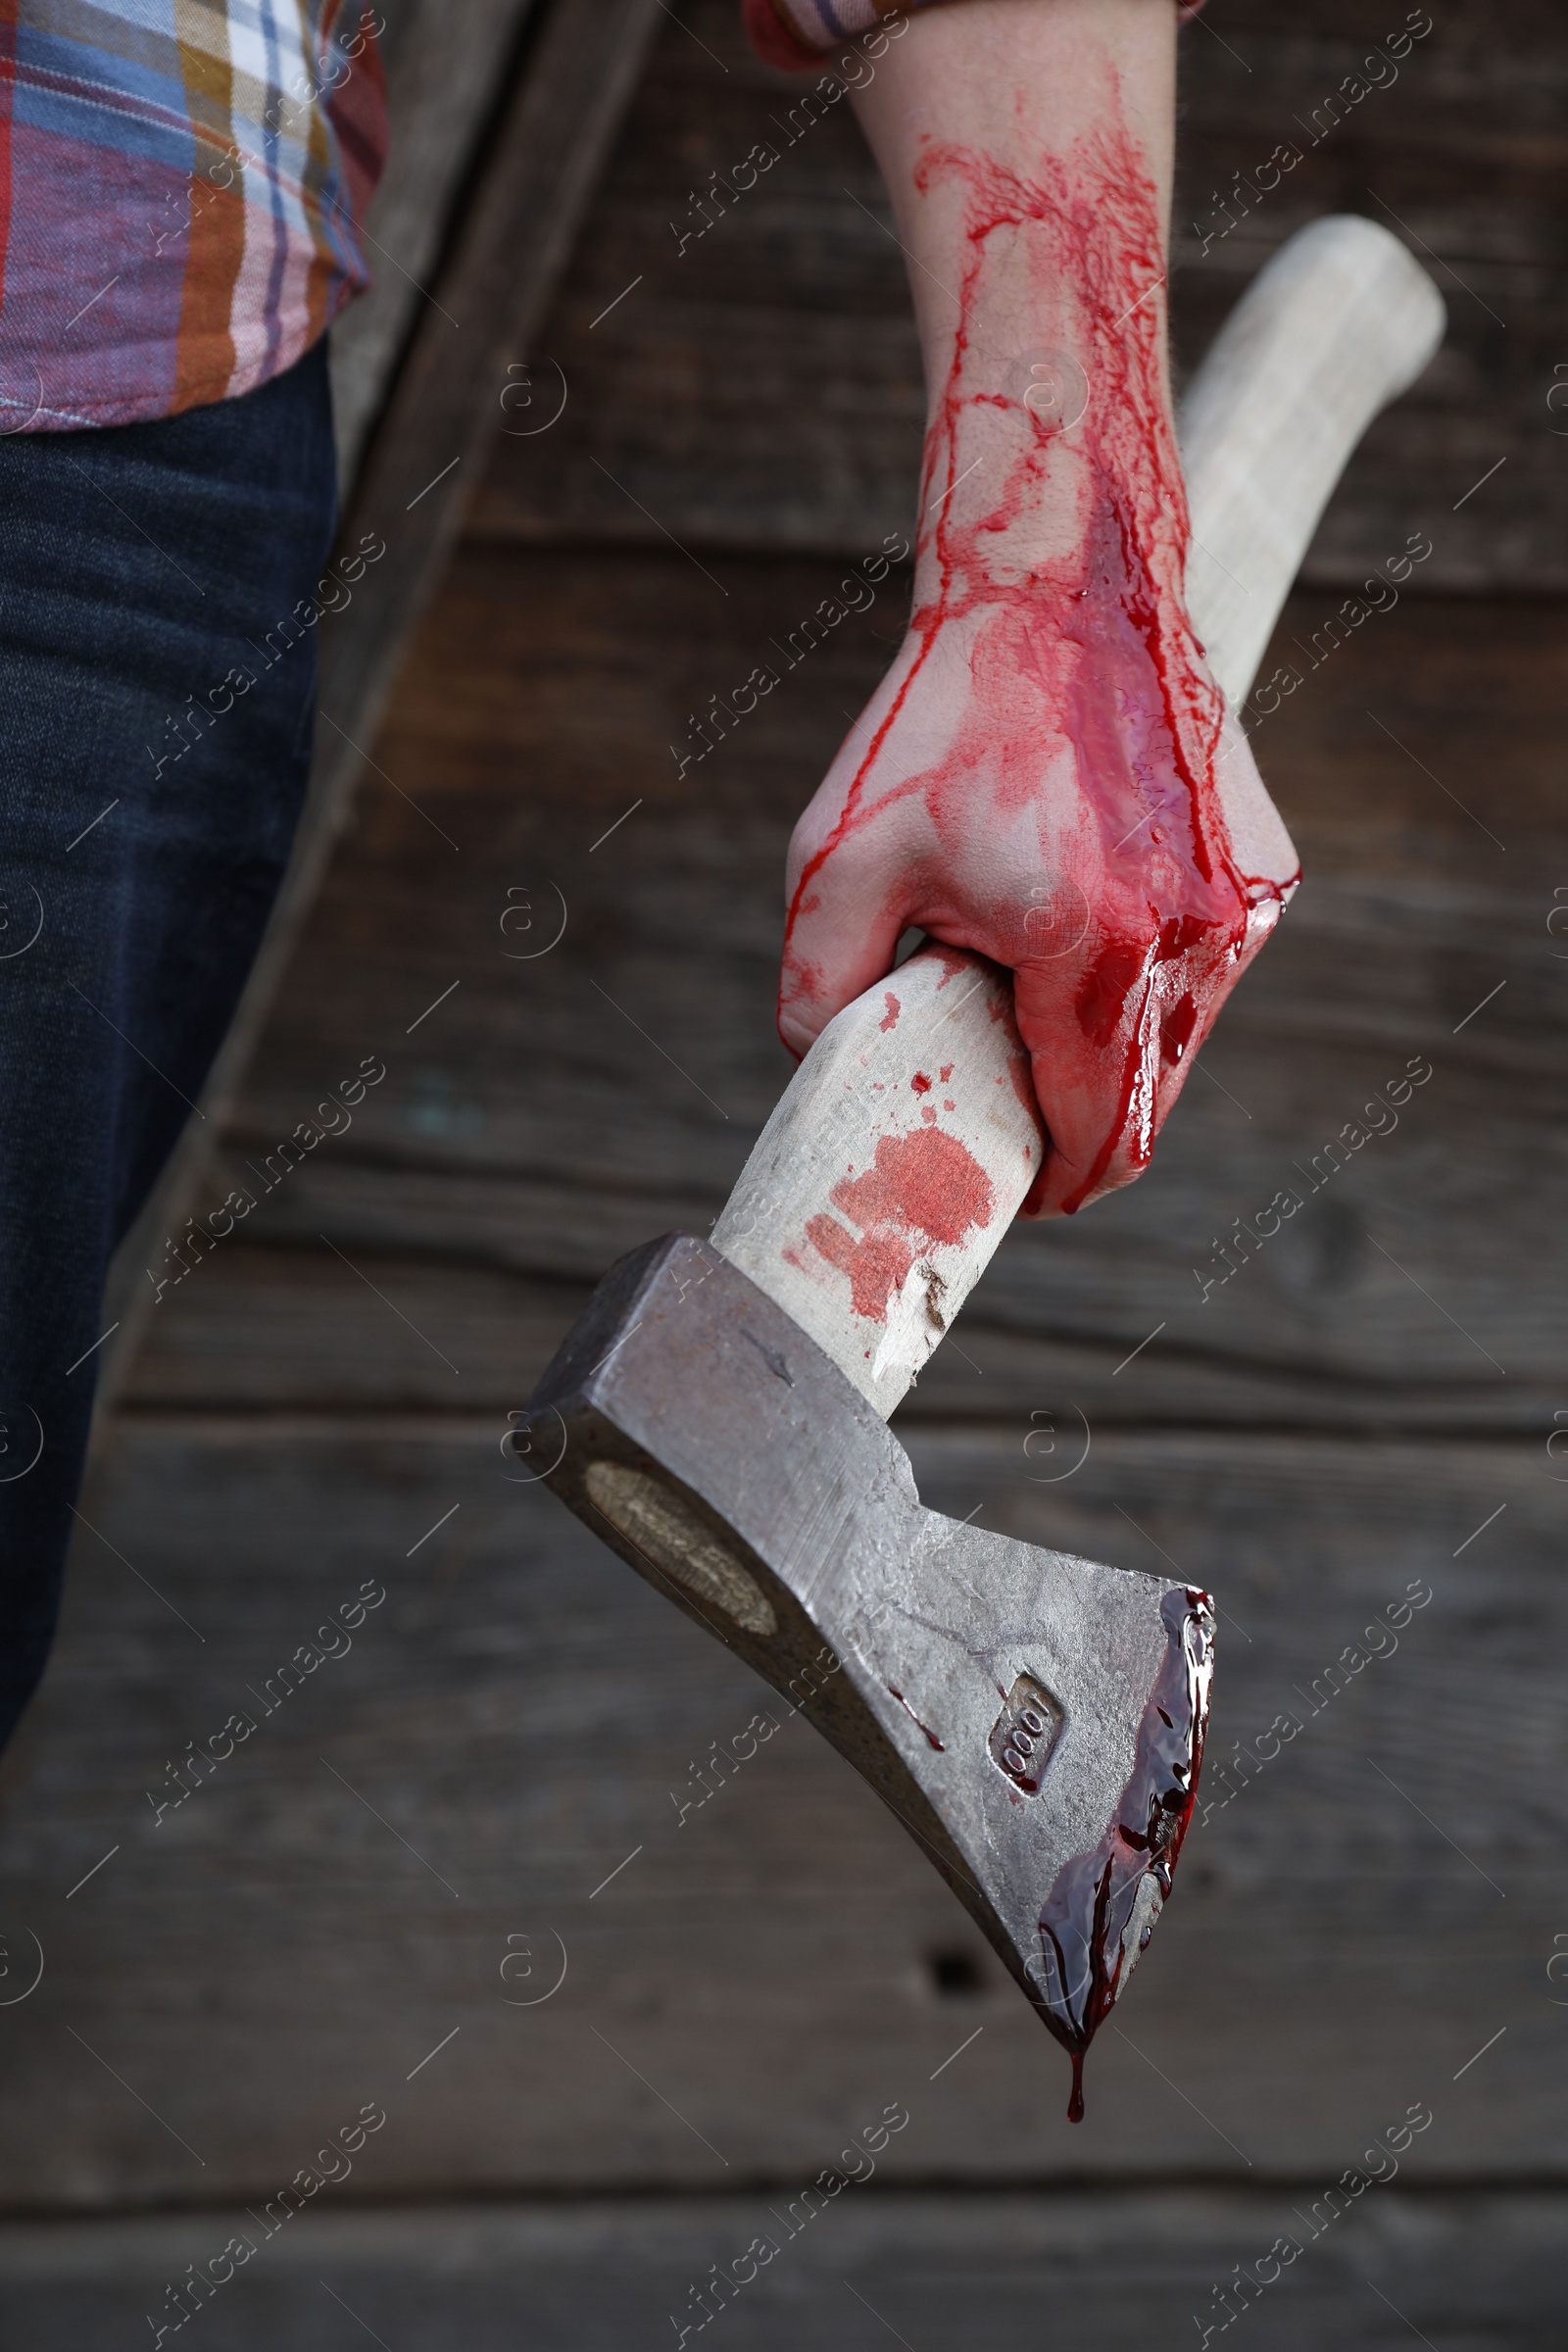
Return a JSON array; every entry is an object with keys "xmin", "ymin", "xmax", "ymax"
[{"xmin": 525, "ymin": 219, "xmax": 1443, "ymax": 2117}]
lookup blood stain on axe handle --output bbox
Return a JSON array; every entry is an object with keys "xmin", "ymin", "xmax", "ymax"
[{"xmin": 796, "ymin": 1127, "xmax": 996, "ymax": 1322}]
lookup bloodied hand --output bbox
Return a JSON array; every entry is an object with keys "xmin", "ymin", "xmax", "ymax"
[{"xmin": 776, "ymin": 69, "xmax": 1298, "ymax": 1218}]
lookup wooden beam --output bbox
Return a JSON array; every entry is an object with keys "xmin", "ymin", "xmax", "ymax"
[
  {"xmin": 1, "ymin": 2189, "xmax": 1563, "ymax": 2341},
  {"xmin": 328, "ymin": 0, "xmax": 543, "ymax": 485},
  {"xmin": 94, "ymin": 0, "xmax": 664, "ymax": 1418}
]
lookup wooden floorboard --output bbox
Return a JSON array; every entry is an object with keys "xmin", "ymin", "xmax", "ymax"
[
  {"xmin": 0, "ymin": 2189, "xmax": 1563, "ymax": 2350},
  {"xmin": 119, "ymin": 1233, "xmax": 1547, "ymax": 1435}
]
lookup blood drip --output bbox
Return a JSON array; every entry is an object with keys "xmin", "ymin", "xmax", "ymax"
[
  {"xmin": 1032, "ymin": 1587, "xmax": 1214, "ymax": 2121},
  {"xmin": 887, "ymin": 1685, "xmax": 946, "ymax": 1751},
  {"xmin": 779, "ymin": 114, "xmax": 1296, "ymax": 1211}
]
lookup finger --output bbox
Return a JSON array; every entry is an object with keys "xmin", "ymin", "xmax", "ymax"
[
  {"xmin": 1017, "ymin": 902, "xmax": 1284, "ymax": 1218},
  {"xmin": 1208, "ymin": 707, "xmax": 1300, "ymax": 891},
  {"xmin": 777, "ymin": 831, "xmax": 913, "ymax": 1058},
  {"xmin": 1018, "ymin": 1008, "xmax": 1164, "ymax": 1220}
]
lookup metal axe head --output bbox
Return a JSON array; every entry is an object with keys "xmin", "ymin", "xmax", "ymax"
[{"xmin": 523, "ymin": 1234, "xmax": 1213, "ymax": 2120}]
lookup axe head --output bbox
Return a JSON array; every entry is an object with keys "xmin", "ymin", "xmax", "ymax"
[{"xmin": 523, "ymin": 1235, "xmax": 1213, "ymax": 2118}]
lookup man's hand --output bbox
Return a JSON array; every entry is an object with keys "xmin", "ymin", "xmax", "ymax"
[{"xmin": 775, "ymin": 0, "xmax": 1298, "ymax": 1217}]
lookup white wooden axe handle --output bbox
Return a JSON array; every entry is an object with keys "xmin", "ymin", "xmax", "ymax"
[{"xmin": 713, "ymin": 216, "xmax": 1444, "ymax": 1415}]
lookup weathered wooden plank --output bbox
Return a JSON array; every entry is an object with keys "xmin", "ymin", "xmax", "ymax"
[
  {"xmin": 0, "ymin": 1423, "xmax": 1557, "ymax": 2207},
  {"xmin": 119, "ymin": 1226, "xmax": 1559, "ymax": 1441},
  {"xmin": 0, "ymin": 2188, "xmax": 1564, "ymax": 2350},
  {"xmin": 126, "ymin": 1244, "xmax": 582, "ymax": 1413},
  {"xmin": 326, "ymin": 0, "xmax": 541, "ymax": 483},
  {"xmin": 118, "ymin": 552, "xmax": 1566, "ymax": 1417},
  {"xmin": 470, "ymin": 0, "xmax": 1568, "ymax": 589}
]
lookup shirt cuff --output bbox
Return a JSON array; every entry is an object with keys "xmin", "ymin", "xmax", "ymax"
[
  {"xmin": 744, "ymin": 0, "xmax": 917, "ymax": 67},
  {"xmin": 744, "ymin": 0, "xmax": 1204, "ymax": 70}
]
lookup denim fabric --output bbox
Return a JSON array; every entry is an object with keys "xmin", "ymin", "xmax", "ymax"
[{"xmin": 0, "ymin": 338, "xmax": 337, "ymax": 1747}]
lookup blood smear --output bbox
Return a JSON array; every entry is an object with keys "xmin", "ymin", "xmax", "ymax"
[{"xmin": 802, "ymin": 1127, "xmax": 994, "ymax": 1321}]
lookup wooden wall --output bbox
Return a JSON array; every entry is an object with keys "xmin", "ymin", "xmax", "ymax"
[{"xmin": 1, "ymin": 4, "xmax": 1564, "ymax": 2345}]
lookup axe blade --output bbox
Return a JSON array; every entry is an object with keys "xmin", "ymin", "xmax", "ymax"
[{"xmin": 524, "ymin": 1235, "xmax": 1213, "ymax": 2116}]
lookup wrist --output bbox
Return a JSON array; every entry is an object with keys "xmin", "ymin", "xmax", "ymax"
[
  {"xmin": 848, "ymin": 8, "xmax": 1180, "ymax": 615},
  {"xmin": 903, "ymin": 153, "xmax": 1190, "ymax": 674}
]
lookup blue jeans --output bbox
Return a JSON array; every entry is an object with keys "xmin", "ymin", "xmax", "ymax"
[{"xmin": 0, "ymin": 341, "xmax": 337, "ymax": 1747}]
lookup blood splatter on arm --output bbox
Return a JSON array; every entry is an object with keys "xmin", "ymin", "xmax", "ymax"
[{"xmin": 778, "ymin": 0, "xmax": 1298, "ymax": 1217}]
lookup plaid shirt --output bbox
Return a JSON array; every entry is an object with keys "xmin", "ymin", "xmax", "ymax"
[{"xmin": 1, "ymin": 0, "xmax": 387, "ymax": 432}]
